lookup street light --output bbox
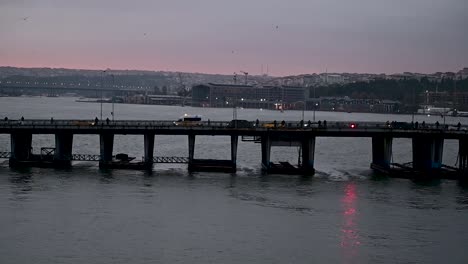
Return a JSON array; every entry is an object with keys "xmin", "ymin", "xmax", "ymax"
[
  {"xmin": 100, "ymin": 70, "xmax": 106, "ymax": 120},
  {"xmin": 295, "ymin": 101, "xmax": 306, "ymax": 121},
  {"xmin": 313, "ymin": 103, "xmax": 318, "ymax": 121},
  {"xmin": 111, "ymin": 74, "xmax": 115, "ymax": 121}
]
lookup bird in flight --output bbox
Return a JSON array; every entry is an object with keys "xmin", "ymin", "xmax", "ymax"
[{"xmin": 22, "ymin": 16, "xmax": 29, "ymax": 21}]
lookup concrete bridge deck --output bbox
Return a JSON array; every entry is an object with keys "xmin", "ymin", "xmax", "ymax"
[
  {"xmin": 0, "ymin": 119, "xmax": 467, "ymax": 138},
  {"xmin": 1, "ymin": 119, "xmax": 468, "ymax": 178}
]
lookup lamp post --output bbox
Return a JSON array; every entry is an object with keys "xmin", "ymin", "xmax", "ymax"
[
  {"xmin": 313, "ymin": 103, "xmax": 318, "ymax": 122},
  {"xmin": 295, "ymin": 101, "xmax": 305, "ymax": 121},
  {"xmin": 100, "ymin": 70, "xmax": 106, "ymax": 120},
  {"xmin": 313, "ymin": 86, "xmax": 317, "ymax": 121},
  {"xmin": 111, "ymin": 74, "xmax": 115, "ymax": 121}
]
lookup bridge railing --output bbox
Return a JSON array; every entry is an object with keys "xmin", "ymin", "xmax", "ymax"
[{"xmin": 0, "ymin": 119, "xmax": 467, "ymax": 131}]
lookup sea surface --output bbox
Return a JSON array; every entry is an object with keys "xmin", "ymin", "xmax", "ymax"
[{"xmin": 1, "ymin": 96, "xmax": 468, "ymax": 264}]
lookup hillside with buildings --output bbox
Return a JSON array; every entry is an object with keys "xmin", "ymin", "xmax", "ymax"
[{"xmin": 1, "ymin": 66, "xmax": 468, "ymax": 114}]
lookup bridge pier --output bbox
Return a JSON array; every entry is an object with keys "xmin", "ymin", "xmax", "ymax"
[
  {"xmin": 99, "ymin": 133, "xmax": 114, "ymax": 168},
  {"xmin": 301, "ymin": 137, "xmax": 315, "ymax": 174},
  {"xmin": 54, "ymin": 133, "xmax": 73, "ymax": 167},
  {"xmin": 412, "ymin": 136, "xmax": 444, "ymax": 172},
  {"xmin": 187, "ymin": 134, "xmax": 237, "ymax": 172},
  {"xmin": 459, "ymin": 139, "xmax": 468, "ymax": 178},
  {"xmin": 371, "ymin": 136, "xmax": 393, "ymax": 170},
  {"xmin": 188, "ymin": 134, "xmax": 195, "ymax": 163},
  {"xmin": 231, "ymin": 135, "xmax": 238, "ymax": 166},
  {"xmin": 9, "ymin": 132, "xmax": 32, "ymax": 166},
  {"xmin": 261, "ymin": 135, "xmax": 271, "ymax": 170},
  {"xmin": 144, "ymin": 133, "xmax": 154, "ymax": 169}
]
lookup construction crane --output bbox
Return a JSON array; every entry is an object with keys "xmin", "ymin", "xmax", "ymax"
[{"xmin": 240, "ymin": 71, "xmax": 248, "ymax": 85}]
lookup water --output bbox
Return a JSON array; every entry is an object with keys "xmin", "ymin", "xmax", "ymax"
[{"xmin": 1, "ymin": 97, "xmax": 468, "ymax": 264}]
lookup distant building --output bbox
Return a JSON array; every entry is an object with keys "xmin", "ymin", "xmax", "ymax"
[
  {"xmin": 320, "ymin": 74, "xmax": 345, "ymax": 84},
  {"xmin": 191, "ymin": 83, "xmax": 306, "ymax": 109},
  {"xmin": 147, "ymin": 95, "xmax": 186, "ymax": 106},
  {"xmin": 318, "ymin": 96, "xmax": 400, "ymax": 113},
  {"xmin": 458, "ymin": 68, "xmax": 468, "ymax": 79}
]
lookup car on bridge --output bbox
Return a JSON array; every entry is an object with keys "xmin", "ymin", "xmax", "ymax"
[
  {"xmin": 228, "ymin": 119, "xmax": 253, "ymax": 128},
  {"xmin": 174, "ymin": 114, "xmax": 202, "ymax": 126}
]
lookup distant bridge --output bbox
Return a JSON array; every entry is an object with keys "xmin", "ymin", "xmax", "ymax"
[{"xmin": 0, "ymin": 81, "xmax": 151, "ymax": 94}]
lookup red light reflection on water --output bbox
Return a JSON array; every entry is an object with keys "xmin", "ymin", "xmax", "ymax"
[{"xmin": 340, "ymin": 183, "xmax": 361, "ymax": 261}]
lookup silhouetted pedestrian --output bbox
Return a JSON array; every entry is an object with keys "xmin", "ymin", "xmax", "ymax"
[
  {"xmin": 21, "ymin": 116, "xmax": 24, "ymax": 121},
  {"xmin": 323, "ymin": 120, "xmax": 327, "ymax": 128},
  {"xmin": 106, "ymin": 118, "xmax": 110, "ymax": 125}
]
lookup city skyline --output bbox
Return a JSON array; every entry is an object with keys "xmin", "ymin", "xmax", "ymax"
[{"xmin": 1, "ymin": 0, "xmax": 467, "ymax": 76}]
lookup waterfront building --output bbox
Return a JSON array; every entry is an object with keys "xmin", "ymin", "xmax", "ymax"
[{"xmin": 192, "ymin": 83, "xmax": 306, "ymax": 109}]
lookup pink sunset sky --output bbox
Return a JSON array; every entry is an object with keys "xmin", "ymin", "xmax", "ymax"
[{"xmin": 0, "ymin": 0, "xmax": 467, "ymax": 76}]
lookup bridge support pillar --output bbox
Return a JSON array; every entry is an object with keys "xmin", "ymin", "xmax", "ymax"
[
  {"xmin": 261, "ymin": 136, "xmax": 271, "ymax": 170},
  {"xmin": 371, "ymin": 136, "xmax": 393, "ymax": 170},
  {"xmin": 9, "ymin": 132, "xmax": 32, "ymax": 166},
  {"xmin": 459, "ymin": 138, "xmax": 468, "ymax": 178},
  {"xmin": 54, "ymin": 133, "xmax": 73, "ymax": 167},
  {"xmin": 188, "ymin": 134, "xmax": 195, "ymax": 163},
  {"xmin": 412, "ymin": 137, "xmax": 444, "ymax": 171},
  {"xmin": 144, "ymin": 133, "xmax": 154, "ymax": 169},
  {"xmin": 301, "ymin": 137, "xmax": 315, "ymax": 174},
  {"xmin": 231, "ymin": 135, "xmax": 238, "ymax": 167},
  {"xmin": 99, "ymin": 133, "xmax": 114, "ymax": 168}
]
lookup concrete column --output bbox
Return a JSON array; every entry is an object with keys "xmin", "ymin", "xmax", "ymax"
[
  {"xmin": 371, "ymin": 136, "xmax": 393, "ymax": 169},
  {"xmin": 301, "ymin": 137, "xmax": 316, "ymax": 173},
  {"xmin": 261, "ymin": 135, "xmax": 271, "ymax": 169},
  {"xmin": 412, "ymin": 137, "xmax": 444, "ymax": 170},
  {"xmin": 459, "ymin": 138, "xmax": 468, "ymax": 177},
  {"xmin": 99, "ymin": 133, "xmax": 114, "ymax": 163},
  {"xmin": 54, "ymin": 133, "xmax": 73, "ymax": 166},
  {"xmin": 10, "ymin": 132, "xmax": 32, "ymax": 162},
  {"xmin": 188, "ymin": 134, "xmax": 196, "ymax": 162},
  {"xmin": 231, "ymin": 135, "xmax": 238, "ymax": 165},
  {"xmin": 144, "ymin": 133, "xmax": 155, "ymax": 164}
]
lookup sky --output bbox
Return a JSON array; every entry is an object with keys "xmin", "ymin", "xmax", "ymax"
[{"xmin": 0, "ymin": 0, "xmax": 467, "ymax": 76}]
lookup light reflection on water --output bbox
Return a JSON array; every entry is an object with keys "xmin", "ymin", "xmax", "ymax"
[{"xmin": 341, "ymin": 182, "xmax": 361, "ymax": 263}]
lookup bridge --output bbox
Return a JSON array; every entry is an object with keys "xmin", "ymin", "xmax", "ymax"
[
  {"xmin": 0, "ymin": 81, "xmax": 150, "ymax": 96},
  {"xmin": 1, "ymin": 119, "xmax": 468, "ymax": 178}
]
